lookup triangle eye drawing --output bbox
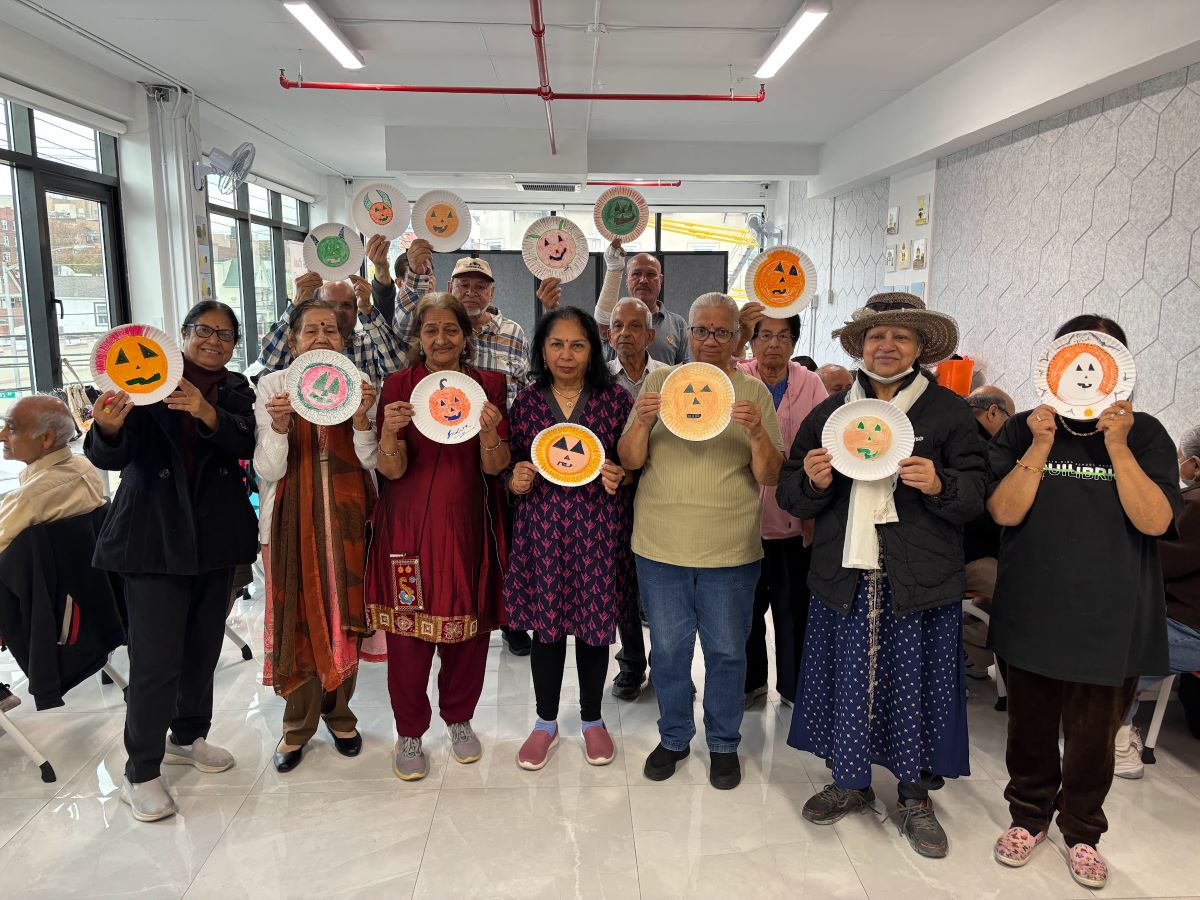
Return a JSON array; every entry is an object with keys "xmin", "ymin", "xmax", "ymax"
[
  {"xmin": 683, "ymin": 384, "xmax": 695, "ymax": 393},
  {"xmin": 115, "ymin": 349, "xmax": 129, "ymax": 365},
  {"xmin": 568, "ymin": 440, "xmax": 584, "ymax": 454},
  {"xmin": 139, "ymin": 343, "xmax": 159, "ymax": 358},
  {"xmin": 700, "ymin": 385, "xmax": 712, "ymax": 393},
  {"xmin": 552, "ymin": 437, "xmax": 569, "ymax": 450}
]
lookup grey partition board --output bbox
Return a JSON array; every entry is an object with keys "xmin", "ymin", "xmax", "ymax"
[
  {"xmin": 661, "ymin": 252, "xmax": 728, "ymax": 319},
  {"xmin": 427, "ymin": 251, "xmax": 537, "ymax": 343},
  {"xmin": 554, "ymin": 255, "xmax": 601, "ymax": 318}
]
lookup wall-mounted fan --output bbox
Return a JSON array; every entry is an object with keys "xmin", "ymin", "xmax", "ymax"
[
  {"xmin": 747, "ymin": 214, "xmax": 783, "ymax": 248},
  {"xmin": 192, "ymin": 141, "xmax": 256, "ymax": 193}
]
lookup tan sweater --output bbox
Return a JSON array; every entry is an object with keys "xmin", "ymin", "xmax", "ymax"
[{"xmin": 0, "ymin": 447, "xmax": 106, "ymax": 554}]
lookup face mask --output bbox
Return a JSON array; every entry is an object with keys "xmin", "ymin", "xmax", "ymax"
[{"xmin": 861, "ymin": 365, "xmax": 914, "ymax": 385}]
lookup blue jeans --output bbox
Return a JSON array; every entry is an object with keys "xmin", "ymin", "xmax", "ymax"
[
  {"xmin": 1127, "ymin": 617, "xmax": 1200, "ymax": 721},
  {"xmin": 635, "ymin": 555, "xmax": 760, "ymax": 754}
]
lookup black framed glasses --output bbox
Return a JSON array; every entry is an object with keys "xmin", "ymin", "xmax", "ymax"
[
  {"xmin": 753, "ymin": 330, "xmax": 794, "ymax": 344},
  {"xmin": 688, "ymin": 326, "xmax": 737, "ymax": 344},
  {"xmin": 185, "ymin": 324, "xmax": 237, "ymax": 343}
]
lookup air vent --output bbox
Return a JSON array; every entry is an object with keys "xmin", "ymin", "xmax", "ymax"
[{"xmin": 516, "ymin": 181, "xmax": 582, "ymax": 192}]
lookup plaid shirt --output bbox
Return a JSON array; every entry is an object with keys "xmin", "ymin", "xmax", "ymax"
[
  {"xmin": 256, "ymin": 305, "xmax": 406, "ymax": 387},
  {"xmin": 378, "ymin": 271, "xmax": 529, "ymax": 409}
]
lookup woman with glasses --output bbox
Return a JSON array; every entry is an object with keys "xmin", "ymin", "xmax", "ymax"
[
  {"xmin": 618, "ymin": 292, "xmax": 785, "ymax": 790},
  {"xmin": 734, "ymin": 309, "xmax": 829, "ymax": 709},
  {"xmin": 86, "ymin": 300, "xmax": 259, "ymax": 822}
]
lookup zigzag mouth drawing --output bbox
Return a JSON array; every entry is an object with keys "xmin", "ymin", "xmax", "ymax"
[{"xmin": 124, "ymin": 375, "xmax": 161, "ymax": 385}]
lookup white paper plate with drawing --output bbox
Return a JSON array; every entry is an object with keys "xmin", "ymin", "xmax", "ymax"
[
  {"xmin": 593, "ymin": 186, "xmax": 649, "ymax": 242},
  {"xmin": 351, "ymin": 182, "xmax": 409, "ymax": 240},
  {"xmin": 521, "ymin": 216, "xmax": 590, "ymax": 283},
  {"xmin": 411, "ymin": 190, "xmax": 471, "ymax": 252},
  {"xmin": 822, "ymin": 398, "xmax": 914, "ymax": 482},
  {"xmin": 1034, "ymin": 329, "xmax": 1135, "ymax": 421},
  {"xmin": 744, "ymin": 245, "xmax": 818, "ymax": 317},
  {"xmin": 90, "ymin": 323, "xmax": 184, "ymax": 406},
  {"xmin": 302, "ymin": 222, "xmax": 365, "ymax": 281},
  {"xmin": 409, "ymin": 369, "xmax": 488, "ymax": 445},
  {"xmin": 658, "ymin": 362, "xmax": 735, "ymax": 442},
  {"xmin": 531, "ymin": 422, "xmax": 606, "ymax": 488},
  {"xmin": 286, "ymin": 348, "xmax": 364, "ymax": 426}
]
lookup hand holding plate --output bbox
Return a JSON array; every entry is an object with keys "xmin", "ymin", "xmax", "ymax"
[
  {"xmin": 536, "ymin": 277, "xmax": 562, "ymax": 310},
  {"xmin": 510, "ymin": 460, "xmax": 538, "ymax": 495},
  {"xmin": 633, "ymin": 392, "xmax": 662, "ymax": 428},
  {"xmin": 266, "ymin": 392, "xmax": 294, "ymax": 434},
  {"xmin": 354, "ymin": 380, "xmax": 376, "ymax": 429},
  {"xmin": 803, "ymin": 447, "xmax": 834, "ymax": 491},
  {"xmin": 730, "ymin": 399, "xmax": 763, "ymax": 436},
  {"xmin": 382, "ymin": 400, "xmax": 413, "ymax": 436},
  {"xmin": 897, "ymin": 456, "xmax": 942, "ymax": 496},
  {"xmin": 1096, "ymin": 400, "xmax": 1134, "ymax": 446},
  {"xmin": 1027, "ymin": 404, "xmax": 1058, "ymax": 449},
  {"xmin": 600, "ymin": 460, "xmax": 624, "ymax": 496},
  {"xmin": 93, "ymin": 389, "xmax": 133, "ymax": 437}
]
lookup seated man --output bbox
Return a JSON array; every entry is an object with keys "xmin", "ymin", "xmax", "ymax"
[{"xmin": 0, "ymin": 396, "xmax": 105, "ymax": 556}]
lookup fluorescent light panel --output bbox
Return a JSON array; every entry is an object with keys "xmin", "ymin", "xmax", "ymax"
[
  {"xmin": 283, "ymin": 1, "xmax": 365, "ymax": 70},
  {"xmin": 755, "ymin": 1, "xmax": 831, "ymax": 79}
]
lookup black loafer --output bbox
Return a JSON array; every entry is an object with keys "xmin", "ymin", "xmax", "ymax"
[
  {"xmin": 273, "ymin": 743, "xmax": 303, "ymax": 773},
  {"xmin": 643, "ymin": 743, "xmax": 690, "ymax": 781},
  {"xmin": 327, "ymin": 726, "xmax": 363, "ymax": 757},
  {"xmin": 502, "ymin": 629, "xmax": 532, "ymax": 656},
  {"xmin": 611, "ymin": 672, "xmax": 645, "ymax": 701},
  {"xmin": 709, "ymin": 751, "xmax": 741, "ymax": 790}
]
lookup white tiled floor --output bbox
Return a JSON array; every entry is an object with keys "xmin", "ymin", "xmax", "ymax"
[{"xmin": 1, "ymin": 589, "xmax": 1199, "ymax": 900}]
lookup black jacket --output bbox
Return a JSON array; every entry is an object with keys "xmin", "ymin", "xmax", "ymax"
[
  {"xmin": 84, "ymin": 371, "xmax": 259, "ymax": 576},
  {"xmin": 0, "ymin": 507, "xmax": 125, "ymax": 709},
  {"xmin": 776, "ymin": 371, "xmax": 987, "ymax": 617}
]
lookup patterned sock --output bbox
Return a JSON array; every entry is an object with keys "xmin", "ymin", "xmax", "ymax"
[
  {"xmin": 581, "ymin": 719, "xmax": 604, "ymax": 733},
  {"xmin": 534, "ymin": 719, "xmax": 558, "ymax": 736}
]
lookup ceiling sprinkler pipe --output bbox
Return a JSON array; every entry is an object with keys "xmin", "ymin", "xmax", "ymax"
[{"xmin": 587, "ymin": 180, "xmax": 683, "ymax": 187}]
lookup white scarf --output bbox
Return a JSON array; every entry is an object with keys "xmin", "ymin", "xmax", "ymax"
[{"xmin": 841, "ymin": 369, "xmax": 928, "ymax": 570}]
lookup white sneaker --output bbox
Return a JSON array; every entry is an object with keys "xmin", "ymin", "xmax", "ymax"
[
  {"xmin": 1114, "ymin": 725, "xmax": 1144, "ymax": 779},
  {"xmin": 120, "ymin": 776, "xmax": 178, "ymax": 822},
  {"xmin": 163, "ymin": 736, "xmax": 235, "ymax": 773}
]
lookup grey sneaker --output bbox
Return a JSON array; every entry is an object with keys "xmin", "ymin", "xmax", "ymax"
[
  {"xmin": 802, "ymin": 783, "xmax": 876, "ymax": 824},
  {"xmin": 393, "ymin": 736, "xmax": 429, "ymax": 781},
  {"xmin": 120, "ymin": 776, "xmax": 178, "ymax": 822},
  {"xmin": 744, "ymin": 685, "xmax": 769, "ymax": 709},
  {"xmin": 891, "ymin": 798, "xmax": 949, "ymax": 858},
  {"xmin": 0, "ymin": 683, "xmax": 20, "ymax": 712},
  {"xmin": 448, "ymin": 721, "xmax": 482, "ymax": 764},
  {"xmin": 163, "ymin": 736, "xmax": 235, "ymax": 773}
]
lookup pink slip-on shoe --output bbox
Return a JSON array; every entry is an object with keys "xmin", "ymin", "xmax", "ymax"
[
  {"xmin": 993, "ymin": 826, "xmax": 1047, "ymax": 867},
  {"xmin": 582, "ymin": 723, "xmax": 615, "ymax": 766},
  {"xmin": 517, "ymin": 725, "xmax": 558, "ymax": 770},
  {"xmin": 1067, "ymin": 843, "xmax": 1109, "ymax": 889}
]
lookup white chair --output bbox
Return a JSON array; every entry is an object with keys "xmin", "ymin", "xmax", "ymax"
[
  {"xmin": 962, "ymin": 595, "xmax": 1007, "ymax": 711},
  {"xmin": 1139, "ymin": 674, "xmax": 1177, "ymax": 765}
]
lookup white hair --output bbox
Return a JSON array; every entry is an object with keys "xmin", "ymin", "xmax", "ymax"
[
  {"xmin": 1181, "ymin": 425, "xmax": 1200, "ymax": 462},
  {"xmin": 23, "ymin": 395, "xmax": 76, "ymax": 448},
  {"xmin": 611, "ymin": 297, "xmax": 652, "ymax": 328},
  {"xmin": 688, "ymin": 292, "xmax": 740, "ymax": 327}
]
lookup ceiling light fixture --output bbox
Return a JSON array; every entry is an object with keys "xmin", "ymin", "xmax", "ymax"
[
  {"xmin": 755, "ymin": 0, "xmax": 831, "ymax": 79},
  {"xmin": 283, "ymin": 1, "xmax": 365, "ymax": 70}
]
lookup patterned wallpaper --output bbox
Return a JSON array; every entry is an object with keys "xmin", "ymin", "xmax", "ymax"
[{"xmin": 931, "ymin": 63, "xmax": 1200, "ymax": 438}]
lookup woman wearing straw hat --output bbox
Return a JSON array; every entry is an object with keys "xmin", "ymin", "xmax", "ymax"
[{"xmin": 777, "ymin": 292, "xmax": 986, "ymax": 859}]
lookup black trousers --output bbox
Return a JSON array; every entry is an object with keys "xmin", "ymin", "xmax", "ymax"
[
  {"xmin": 745, "ymin": 536, "xmax": 812, "ymax": 702},
  {"xmin": 531, "ymin": 635, "xmax": 610, "ymax": 723},
  {"xmin": 615, "ymin": 592, "xmax": 647, "ymax": 678},
  {"xmin": 123, "ymin": 569, "xmax": 232, "ymax": 783}
]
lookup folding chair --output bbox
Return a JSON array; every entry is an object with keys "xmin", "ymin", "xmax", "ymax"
[
  {"xmin": 1140, "ymin": 674, "xmax": 1177, "ymax": 765},
  {"xmin": 962, "ymin": 593, "xmax": 1007, "ymax": 711}
]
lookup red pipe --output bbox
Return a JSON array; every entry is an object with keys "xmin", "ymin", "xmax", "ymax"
[
  {"xmin": 588, "ymin": 180, "xmax": 682, "ymax": 187},
  {"xmin": 529, "ymin": 0, "xmax": 555, "ymax": 155},
  {"xmin": 556, "ymin": 87, "xmax": 766, "ymax": 102}
]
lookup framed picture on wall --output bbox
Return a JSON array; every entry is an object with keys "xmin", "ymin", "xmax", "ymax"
[
  {"xmin": 915, "ymin": 195, "xmax": 929, "ymax": 226},
  {"xmin": 909, "ymin": 281, "xmax": 925, "ymax": 299},
  {"xmin": 885, "ymin": 244, "xmax": 897, "ymax": 272},
  {"xmin": 898, "ymin": 241, "xmax": 911, "ymax": 269},
  {"xmin": 912, "ymin": 238, "xmax": 927, "ymax": 270},
  {"xmin": 886, "ymin": 206, "xmax": 899, "ymax": 235}
]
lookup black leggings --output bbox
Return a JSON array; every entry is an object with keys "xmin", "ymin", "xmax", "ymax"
[{"xmin": 531, "ymin": 634, "xmax": 609, "ymax": 723}]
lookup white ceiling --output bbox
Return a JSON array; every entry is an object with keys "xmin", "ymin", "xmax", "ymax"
[{"xmin": 1, "ymin": 0, "xmax": 1057, "ymax": 179}]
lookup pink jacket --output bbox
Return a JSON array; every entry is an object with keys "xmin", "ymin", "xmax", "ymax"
[{"xmin": 736, "ymin": 358, "xmax": 829, "ymax": 540}]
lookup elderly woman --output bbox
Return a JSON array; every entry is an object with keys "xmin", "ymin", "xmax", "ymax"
[
  {"xmin": 734, "ymin": 308, "xmax": 828, "ymax": 708},
  {"xmin": 505, "ymin": 307, "xmax": 633, "ymax": 771},
  {"xmin": 365, "ymin": 293, "xmax": 510, "ymax": 781},
  {"xmin": 618, "ymin": 292, "xmax": 784, "ymax": 790},
  {"xmin": 777, "ymin": 292, "xmax": 984, "ymax": 858},
  {"xmin": 86, "ymin": 300, "xmax": 258, "ymax": 822},
  {"xmin": 988, "ymin": 315, "xmax": 1180, "ymax": 889},
  {"xmin": 254, "ymin": 297, "xmax": 378, "ymax": 774}
]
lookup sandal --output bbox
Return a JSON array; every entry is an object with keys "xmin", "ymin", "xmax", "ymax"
[
  {"xmin": 993, "ymin": 826, "xmax": 1046, "ymax": 867},
  {"xmin": 1067, "ymin": 843, "xmax": 1109, "ymax": 889}
]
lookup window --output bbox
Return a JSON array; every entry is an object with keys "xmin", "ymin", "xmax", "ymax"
[
  {"xmin": 208, "ymin": 213, "xmax": 244, "ymax": 370},
  {"xmin": 0, "ymin": 164, "xmax": 31, "ymax": 396},
  {"xmin": 470, "ymin": 208, "xmax": 551, "ymax": 250},
  {"xmin": 32, "ymin": 110, "xmax": 100, "ymax": 173},
  {"xmin": 247, "ymin": 184, "xmax": 270, "ymax": 218},
  {"xmin": 207, "ymin": 173, "xmax": 236, "ymax": 210},
  {"xmin": 250, "ymin": 223, "xmax": 275, "ymax": 355},
  {"xmin": 0, "ymin": 102, "xmax": 7, "ymax": 151},
  {"xmin": 659, "ymin": 211, "xmax": 757, "ymax": 298},
  {"xmin": 93, "ymin": 301, "xmax": 109, "ymax": 327},
  {"xmin": 281, "ymin": 194, "xmax": 300, "ymax": 226}
]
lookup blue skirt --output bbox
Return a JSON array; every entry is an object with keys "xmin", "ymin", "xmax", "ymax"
[{"xmin": 787, "ymin": 569, "xmax": 970, "ymax": 790}]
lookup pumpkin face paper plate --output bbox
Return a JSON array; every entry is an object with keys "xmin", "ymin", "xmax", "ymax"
[
  {"xmin": 303, "ymin": 222, "xmax": 366, "ymax": 282},
  {"xmin": 659, "ymin": 362, "xmax": 735, "ymax": 442},
  {"xmin": 821, "ymin": 398, "xmax": 915, "ymax": 482},
  {"xmin": 351, "ymin": 181, "xmax": 409, "ymax": 240},
  {"xmin": 411, "ymin": 190, "xmax": 471, "ymax": 253},
  {"xmin": 593, "ymin": 186, "xmax": 649, "ymax": 242},
  {"xmin": 409, "ymin": 369, "xmax": 488, "ymax": 445},
  {"xmin": 744, "ymin": 245, "xmax": 818, "ymax": 318},
  {"xmin": 521, "ymin": 216, "xmax": 590, "ymax": 283},
  {"xmin": 285, "ymin": 349, "xmax": 364, "ymax": 426},
  {"xmin": 91, "ymin": 324, "xmax": 184, "ymax": 406},
  {"xmin": 1034, "ymin": 329, "xmax": 1135, "ymax": 421},
  {"xmin": 532, "ymin": 422, "xmax": 606, "ymax": 488}
]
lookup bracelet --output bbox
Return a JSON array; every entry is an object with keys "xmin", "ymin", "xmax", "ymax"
[
  {"xmin": 482, "ymin": 438, "xmax": 505, "ymax": 452},
  {"xmin": 1013, "ymin": 459, "xmax": 1043, "ymax": 476},
  {"xmin": 380, "ymin": 447, "xmax": 402, "ymax": 457}
]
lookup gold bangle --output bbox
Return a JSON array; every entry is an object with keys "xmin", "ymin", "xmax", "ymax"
[
  {"xmin": 1013, "ymin": 459, "xmax": 1043, "ymax": 476},
  {"xmin": 482, "ymin": 439, "xmax": 504, "ymax": 452}
]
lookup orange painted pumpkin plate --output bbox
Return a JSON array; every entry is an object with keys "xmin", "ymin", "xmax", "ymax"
[
  {"xmin": 658, "ymin": 362, "xmax": 734, "ymax": 442},
  {"xmin": 90, "ymin": 324, "xmax": 183, "ymax": 406},
  {"xmin": 744, "ymin": 245, "xmax": 817, "ymax": 317},
  {"xmin": 822, "ymin": 398, "xmax": 914, "ymax": 482},
  {"xmin": 351, "ymin": 181, "xmax": 409, "ymax": 240},
  {"xmin": 410, "ymin": 369, "xmax": 488, "ymax": 445},
  {"xmin": 531, "ymin": 422, "xmax": 606, "ymax": 487},
  {"xmin": 1033, "ymin": 330, "xmax": 1135, "ymax": 421},
  {"xmin": 411, "ymin": 190, "xmax": 471, "ymax": 252}
]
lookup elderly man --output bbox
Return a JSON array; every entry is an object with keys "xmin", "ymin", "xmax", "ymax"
[
  {"xmin": 258, "ymin": 271, "xmax": 405, "ymax": 386},
  {"xmin": 581, "ymin": 242, "xmax": 688, "ymax": 364},
  {"xmin": 0, "ymin": 396, "xmax": 104, "ymax": 556},
  {"xmin": 818, "ymin": 363, "xmax": 852, "ymax": 395}
]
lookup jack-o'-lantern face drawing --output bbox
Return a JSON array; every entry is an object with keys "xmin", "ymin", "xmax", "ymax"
[
  {"xmin": 536, "ymin": 229, "xmax": 575, "ymax": 269},
  {"xmin": 1047, "ymin": 344, "xmax": 1118, "ymax": 410},
  {"xmin": 753, "ymin": 250, "xmax": 805, "ymax": 306},
  {"xmin": 548, "ymin": 435, "xmax": 591, "ymax": 471},
  {"xmin": 531, "ymin": 423, "xmax": 605, "ymax": 486},
  {"xmin": 314, "ymin": 234, "xmax": 350, "ymax": 268},
  {"xmin": 842, "ymin": 415, "xmax": 893, "ymax": 461},
  {"xmin": 428, "ymin": 379, "xmax": 470, "ymax": 425},
  {"xmin": 681, "ymin": 381, "xmax": 717, "ymax": 421},
  {"xmin": 659, "ymin": 363, "xmax": 734, "ymax": 441},
  {"xmin": 107, "ymin": 337, "xmax": 167, "ymax": 393},
  {"xmin": 369, "ymin": 201, "xmax": 393, "ymax": 226},
  {"xmin": 601, "ymin": 197, "xmax": 639, "ymax": 235},
  {"xmin": 426, "ymin": 203, "xmax": 458, "ymax": 236}
]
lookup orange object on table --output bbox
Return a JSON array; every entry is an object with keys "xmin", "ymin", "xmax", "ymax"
[{"xmin": 936, "ymin": 358, "xmax": 974, "ymax": 397}]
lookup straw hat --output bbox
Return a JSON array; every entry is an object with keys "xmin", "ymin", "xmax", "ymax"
[{"xmin": 833, "ymin": 291, "xmax": 959, "ymax": 365}]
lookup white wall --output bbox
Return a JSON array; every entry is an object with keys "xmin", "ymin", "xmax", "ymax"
[{"xmin": 882, "ymin": 163, "xmax": 935, "ymax": 293}]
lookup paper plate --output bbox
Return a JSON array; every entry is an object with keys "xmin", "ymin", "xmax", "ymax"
[
  {"xmin": 91, "ymin": 324, "xmax": 184, "ymax": 406},
  {"xmin": 531, "ymin": 422, "xmax": 606, "ymax": 487},
  {"xmin": 822, "ymin": 398, "xmax": 915, "ymax": 482},
  {"xmin": 744, "ymin": 245, "xmax": 818, "ymax": 317},
  {"xmin": 1034, "ymin": 329, "xmax": 1136, "ymax": 421},
  {"xmin": 409, "ymin": 369, "xmax": 488, "ymax": 445},
  {"xmin": 658, "ymin": 362, "xmax": 734, "ymax": 442},
  {"xmin": 593, "ymin": 186, "xmax": 649, "ymax": 242},
  {"xmin": 351, "ymin": 181, "xmax": 409, "ymax": 240},
  {"xmin": 411, "ymin": 190, "xmax": 471, "ymax": 252},
  {"xmin": 285, "ymin": 348, "xmax": 363, "ymax": 426},
  {"xmin": 302, "ymin": 222, "xmax": 365, "ymax": 281},
  {"xmin": 521, "ymin": 216, "xmax": 590, "ymax": 283}
]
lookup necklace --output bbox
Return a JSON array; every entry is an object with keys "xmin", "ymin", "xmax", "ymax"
[
  {"xmin": 552, "ymin": 385, "xmax": 582, "ymax": 400},
  {"xmin": 1055, "ymin": 414, "xmax": 1101, "ymax": 438}
]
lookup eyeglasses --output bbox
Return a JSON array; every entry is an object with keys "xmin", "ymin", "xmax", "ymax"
[
  {"xmin": 753, "ymin": 330, "xmax": 794, "ymax": 344},
  {"xmin": 185, "ymin": 324, "xmax": 236, "ymax": 343},
  {"xmin": 688, "ymin": 326, "xmax": 736, "ymax": 344}
]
